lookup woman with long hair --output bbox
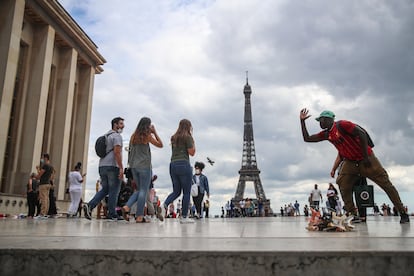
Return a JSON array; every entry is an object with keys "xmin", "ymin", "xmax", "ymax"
[
  {"xmin": 160, "ymin": 119, "xmax": 196, "ymax": 223},
  {"xmin": 326, "ymin": 182, "xmax": 338, "ymax": 211},
  {"xmin": 121, "ymin": 117, "xmax": 163, "ymax": 223}
]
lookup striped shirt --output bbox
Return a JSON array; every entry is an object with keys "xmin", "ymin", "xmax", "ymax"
[{"xmin": 317, "ymin": 120, "xmax": 373, "ymax": 161}]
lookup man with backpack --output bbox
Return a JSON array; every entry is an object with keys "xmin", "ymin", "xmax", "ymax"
[
  {"xmin": 84, "ymin": 117, "xmax": 125, "ymax": 221},
  {"xmin": 300, "ymin": 108, "xmax": 409, "ymax": 224}
]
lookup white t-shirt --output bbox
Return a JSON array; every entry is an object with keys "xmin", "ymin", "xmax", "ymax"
[
  {"xmin": 195, "ymin": 175, "xmax": 200, "ymax": 185},
  {"xmin": 327, "ymin": 189, "xmax": 336, "ymax": 197},
  {"xmin": 68, "ymin": 171, "xmax": 83, "ymax": 191},
  {"xmin": 311, "ymin": 188, "xmax": 322, "ymax": 201},
  {"xmin": 99, "ymin": 130, "xmax": 123, "ymax": 167}
]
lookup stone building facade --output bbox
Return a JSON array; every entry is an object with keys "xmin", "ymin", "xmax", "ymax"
[{"xmin": 0, "ymin": 0, "xmax": 105, "ymax": 215}]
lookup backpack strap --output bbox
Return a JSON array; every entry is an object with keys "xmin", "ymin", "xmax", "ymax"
[
  {"xmin": 105, "ymin": 131, "xmax": 116, "ymax": 155},
  {"xmin": 336, "ymin": 120, "xmax": 374, "ymax": 147},
  {"xmin": 335, "ymin": 120, "xmax": 349, "ymax": 136},
  {"xmin": 325, "ymin": 120, "xmax": 352, "ymax": 140}
]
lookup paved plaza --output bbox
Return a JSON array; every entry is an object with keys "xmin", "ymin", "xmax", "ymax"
[
  {"xmin": 0, "ymin": 215, "xmax": 413, "ymax": 251},
  {"xmin": 1, "ymin": 215, "xmax": 413, "ymax": 275}
]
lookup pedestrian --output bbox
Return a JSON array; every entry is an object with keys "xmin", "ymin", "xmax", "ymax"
[
  {"xmin": 67, "ymin": 162, "xmax": 86, "ymax": 218},
  {"xmin": 303, "ymin": 205, "xmax": 309, "ymax": 217},
  {"xmin": 191, "ymin": 161, "xmax": 210, "ymax": 219},
  {"xmin": 294, "ymin": 200, "xmax": 300, "ymax": 216},
  {"xmin": 48, "ymin": 177, "xmax": 57, "ymax": 217},
  {"xmin": 27, "ymin": 173, "xmax": 39, "ymax": 218},
  {"xmin": 145, "ymin": 174, "xmax": 159, "ymax": 221},
  {"xmin": 203, "ymin": 199, "xmax": 210, "ymax": 218},
  {"xmin": 159, "ymin": 119, "xmax": 196, "ymax": 224},
  {"xmin": 310, "ymin": 184, "xmax": 323, "ymax": 210},
  {"xmin": 35, "ymin": 153, "xmax": 54, "ymax": 219},
  {"xmin": 300, "ymin": 108, "xmax": 409, "ymax": 223},
  {"xmin": 84, "ymin": 117, "xmax": 125, "ymax": 221},
  {"xmin": 326, "ymin": 183, "xmax": 339, "ymax": 211},
  {"xmin": 121, "ymin": 117, "xmax": 163, "ymax": 223}
]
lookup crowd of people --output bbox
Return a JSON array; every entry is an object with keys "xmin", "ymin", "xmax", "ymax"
[
  {"xmin": 80, "ymin": 117, "xmax": 210, "ymax": 224},
  {"xmin": 220, "ymin": 198, "xmax": 267, "ymax": 218},
  {"xmin": 25, "ymin": 117, "xmax": 211, "ymax": 224},
  {"xmin": 276, "ymin": 182, "xmax": 410, "ymax": 221}
]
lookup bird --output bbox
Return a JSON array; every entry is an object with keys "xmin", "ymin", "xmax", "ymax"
[{"xmin": 207, "ymin": 157, "xmax": 215, "ymax": 166}]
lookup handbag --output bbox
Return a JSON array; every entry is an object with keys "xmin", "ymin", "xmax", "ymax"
[
  {"xmin": 191, "ymin": 183, "xmax": 199, "ymax": 197},
  {"xmin": 124, "ymin": 167, "xmax": 133, "ymax": 179},
  {"xmin": 353, "ymin": 178, "xmax": 374, "ymax": 208}
]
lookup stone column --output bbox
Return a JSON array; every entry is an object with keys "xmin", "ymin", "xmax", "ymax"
[
  {"xmin": 0, "ymin": 0, "xmax": 25, "ymax": 191},
  {"xmin": 18, "ymin": 25, "xmax": 55, "ymax": 188},
  {"xmin": 50, "ymin": 48, "xmax": 78, "ymax": 200},
  {"xmin": 75, "ymin": 66, "xmax": 95, "ymax": 197}
]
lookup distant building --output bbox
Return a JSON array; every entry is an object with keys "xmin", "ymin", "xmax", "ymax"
[{"xmin": 0, "ymin": 0, "xmax": 105, "ymax": 214}]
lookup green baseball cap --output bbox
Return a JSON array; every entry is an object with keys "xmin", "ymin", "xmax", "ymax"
[{"xmin": 315, "ymin": 110, "xmax": 335, "ymax": 121}]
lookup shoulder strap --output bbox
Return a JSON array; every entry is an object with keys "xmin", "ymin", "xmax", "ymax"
[
  {"xmin": 336, "ymin": 120, "xmax": 353, "ymax": 136},
  {"xmin": 105, "ymin": 131, "xmax": 117, "ymax": 154},
  {"xmin": 105, "ymin": 131, "xmax": 116, "ymax": 138}
]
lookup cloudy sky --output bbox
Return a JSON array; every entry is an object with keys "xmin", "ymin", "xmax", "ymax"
[{"xmin": 59, "ymin": 0, "xmax": 414, "ymax": 216}]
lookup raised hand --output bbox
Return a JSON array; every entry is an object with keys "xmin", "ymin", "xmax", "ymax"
[{"xmin": 300, "ymin": 108, "xmax": 311, "ymax": 121}]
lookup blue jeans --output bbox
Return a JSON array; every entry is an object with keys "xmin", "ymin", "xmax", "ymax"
[
  {"xmin": 125, "ymin": 167, "xmax": 152, "ymax": 217},
  {"xmin": 164, "ymin": 160, "xmax": 192, "ymax": 217},
  {"xmin": 89, "ymin": 166, "xmax": 121, "ymax": 218}
]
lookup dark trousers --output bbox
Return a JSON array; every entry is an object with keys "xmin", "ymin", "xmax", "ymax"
[
  {"xmin": 337, "ymin": 154, "xmax": 404, "ymax": 213},
  {"xmin": 48, "ymin": 189, "xmax": 57, "ymax": 215},
  {"xmin": 192, "ymin": 186, "xmax": 204, "ymax": 217},
  {"xmin": 328, "ymin": 197, "xmax": 337, "ymax": 209},
  {"xmin": 27, "ymin": 192, "xmax": 38, "ymax": 217}
]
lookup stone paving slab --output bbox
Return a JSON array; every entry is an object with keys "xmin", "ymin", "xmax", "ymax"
[
  {"xmin": 0, "ymin": 215, "xmax": 412, "ymax": 252},
  {"xmin": 1, "ymin": 216, "xmax": 413, "ymax": 276}
]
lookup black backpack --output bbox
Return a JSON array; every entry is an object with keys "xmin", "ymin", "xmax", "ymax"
[
  {"xmin": 95, "ymin": 132, "xmax": 115, "ymax": 158},
  {"xmin": 333, "ymin": 120, "xmax": 375, "ymax": 147}
]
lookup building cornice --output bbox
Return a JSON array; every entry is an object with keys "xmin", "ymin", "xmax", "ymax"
[{"xmin": 26, "ymin": 0, "xmax": 106, "ymax": 73}]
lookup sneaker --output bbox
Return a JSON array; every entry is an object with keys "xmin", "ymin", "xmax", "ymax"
[
  {"xmin": 35, "ymin": 215, "xmax": 48, "ymax": 220},
  {"xmin": 180, "ymin": 217, "xmax": 195, "ymax": 224},
  {"xmin": 83, "ymin": 204, "xmax": 92, "ymax": 220},
  {"xmin": 144, "ymin": 215, "xmax": 153, "ymax": 223},
  {"xmin": 157, "ymin": 205, "xmax": 165, "ymax": 222},
  {"xmin": 400, "ymin": 213, "xmax": 410, "ymax": 224}
]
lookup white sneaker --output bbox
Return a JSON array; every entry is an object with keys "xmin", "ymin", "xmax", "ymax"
[
  {"xmin": 144, "ymin": 215, "xmax": 153, "ymax": 223},
  {"xmin": 180, "ymin": 217, "xmax": 195, "ymax": 224}
]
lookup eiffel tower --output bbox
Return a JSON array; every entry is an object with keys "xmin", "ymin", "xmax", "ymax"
[{"xmin": 233, "ymin": 75, "xmax": 271, "ymax": 215}]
